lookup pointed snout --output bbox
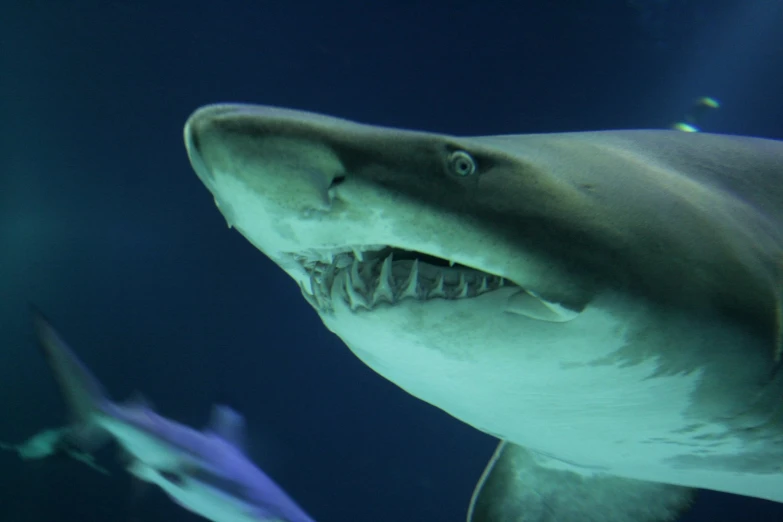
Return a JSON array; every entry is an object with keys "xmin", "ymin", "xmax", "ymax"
[{"xmin": 183, "ymin": 104, "xmax": 348, "ymax": 217}]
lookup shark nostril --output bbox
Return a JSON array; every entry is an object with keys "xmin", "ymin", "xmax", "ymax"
[{"xmin": 329, "ymin": 175, "xmax": 347, "ymax": 189}]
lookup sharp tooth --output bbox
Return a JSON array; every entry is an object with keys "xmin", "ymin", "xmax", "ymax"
[
  {"xmin": 400, "ymin": 259, "xmax": 419, "ymax": 299},
  {"xmin": 352, "ymin": 248, "xmax": 364, "ymax": 262},
  {"xmin": 381, "ymin": 252, "xmax": 394, "ymax": 285},
  {"xmin": 325, "ymin": 251, "xmax": 334, "ymax": 265},
  {"xmin": 299, "ymin": 281, "xmax": 320, "ymax": 309},
  {"xmin": 373, "ymin": 253, "xmax": 395, "ymax": 304},
  {"xmin": 429, "ymin": 272, "xmax": 446, "ymax": 298},
  {"xmin": 456, "ymin": 272, "xmax": 469, "ymax": 298},
  {"xmin": 449, "ymin": 259, "xmax": 456, "ymax": 267},
  {"xmin": 478, "ymin": 276, "xmax": 489, "ymax": 294},
  {"xmin": 505, "ymin": 290, "xmax": 582, "ymax": 322},
  {"xmin": 344, "ymin": 272, "xmax": 369, "ymax": 311},
  {"xmin": 351, "ymin": 257, "xmax": 367, "ymax": 293}
]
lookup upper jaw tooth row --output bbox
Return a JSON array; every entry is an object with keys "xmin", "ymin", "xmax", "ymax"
[
  {"xmin": 293, "ymin": 245, "xmax": 386, "ymax": 268},
  {"xmin": 297, "ymin": 249, "xmax": 511, "ymax": 312}
]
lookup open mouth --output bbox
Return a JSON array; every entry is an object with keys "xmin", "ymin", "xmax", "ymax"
[{"xmin": 295, "ymin": 246, "xmax": 518, "ymax": 312}]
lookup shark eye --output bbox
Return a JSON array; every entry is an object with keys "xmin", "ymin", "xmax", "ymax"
[{"xmin": 447, "ymin": 150, "xmax": 477, "ymax": 177}]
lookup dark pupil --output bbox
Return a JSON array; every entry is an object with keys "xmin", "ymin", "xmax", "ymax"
[{"xmin": 456, "ymin": 159, "xmax": 469, "ymax": 173}]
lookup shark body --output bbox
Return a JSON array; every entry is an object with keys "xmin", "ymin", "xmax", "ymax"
[
  {"xmin": 30, "ymin": 310, "xmax": 314, "ymax": 522},
  {"xmin": 184, "ymin": 104, "xmax": 783, "ymax": 522}
]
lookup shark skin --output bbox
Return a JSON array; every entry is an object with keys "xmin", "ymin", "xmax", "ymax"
[
  {"xmin": 183, "ymin": 103, "xmax": 783, "ymax": 522},
  {"xmin": 30, "ymin": 309, "xmax": 315, "ymax": 522}
]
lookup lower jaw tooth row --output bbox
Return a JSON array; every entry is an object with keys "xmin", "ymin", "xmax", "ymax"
[
  {"xmin": 302, "ymin": 253, "xmax": 506, "ymax": 312},
  {"xmin": 340, "ymin": 259, "xmax": 502, "ymax": 311}
]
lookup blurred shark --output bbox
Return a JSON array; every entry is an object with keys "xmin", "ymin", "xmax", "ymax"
[
  {"xmin": 183, "ymin": 104, "xmax": 783, "ymax": 522},
  {"xmin": 29, "ymin": 309, "xmax": 315, "ymax": 522}
]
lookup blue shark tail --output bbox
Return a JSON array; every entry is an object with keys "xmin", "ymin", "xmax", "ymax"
[{"xmin": 31, "ymin": 306, "xmax": 112, "ymax": 451}]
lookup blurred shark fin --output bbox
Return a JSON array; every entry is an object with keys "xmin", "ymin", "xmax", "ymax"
[{"xmin": 205, "ymin": 405, "xmax": 247, "ymax": 450}]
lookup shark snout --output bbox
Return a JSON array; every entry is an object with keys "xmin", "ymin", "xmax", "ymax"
[{"xmin": 184, "ymin": 104, "xmax": 348, "ymax": 224}]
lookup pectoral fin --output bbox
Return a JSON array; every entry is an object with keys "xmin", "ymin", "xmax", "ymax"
[{"xmin": 467, "ymin": 442, "xmax": 695, "ymax": 522}]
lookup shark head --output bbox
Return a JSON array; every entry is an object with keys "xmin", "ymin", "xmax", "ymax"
[
  {"xmin": 184, "ymin": 104, "xmax": 620, "ymax": 418},
  {"xmin": 184, "ymin": 104, "xmax": 783, "ymax": 504},
  {"xmin": 183, "ymin": 104, "xmax": 602, "ymax": 325}
]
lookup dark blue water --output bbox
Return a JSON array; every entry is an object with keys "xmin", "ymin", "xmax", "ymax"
[{"xmin": 1, "ymin": 2, "xmax": 782, "ymax": 521}]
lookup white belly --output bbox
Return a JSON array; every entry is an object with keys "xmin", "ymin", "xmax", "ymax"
[{"xmin": 321, "ymin": 285, "xmax": 783, "ymax": 501}]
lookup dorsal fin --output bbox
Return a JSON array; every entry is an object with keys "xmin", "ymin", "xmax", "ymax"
[
  {"xmin": 205, "ymin": 405, "xmax": 246, "ymax": 449},
  {"xmin": 123, "ymin": 391, "xmax": 154, "ymax": 411}
]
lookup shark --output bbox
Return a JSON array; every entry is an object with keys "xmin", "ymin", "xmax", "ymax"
[
  {"xmin": 183, "ymin": 103, "xmax": 783, "ymax": 522},
  {"xmin": 27, "ymin": 309, "xmax": 315, "ymax": 522}
]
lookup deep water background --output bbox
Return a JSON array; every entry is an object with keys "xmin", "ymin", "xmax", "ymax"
[{"xmin": 1, "ymin": 1, "xmax": 782, "ymax": 521}]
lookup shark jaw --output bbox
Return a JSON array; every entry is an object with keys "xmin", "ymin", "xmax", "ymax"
[
  {"xmin": 295, "ymin": 245, "xmax": 578, "ymax": 321},
  {"xmin": 299, "ymin": 246, "xmax": 504, "ymax": 311}
]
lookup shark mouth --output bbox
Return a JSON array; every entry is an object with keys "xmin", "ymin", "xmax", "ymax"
[{"xmin": 295, "ymin": 246, "xmax": 521, "ymax": 313}]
